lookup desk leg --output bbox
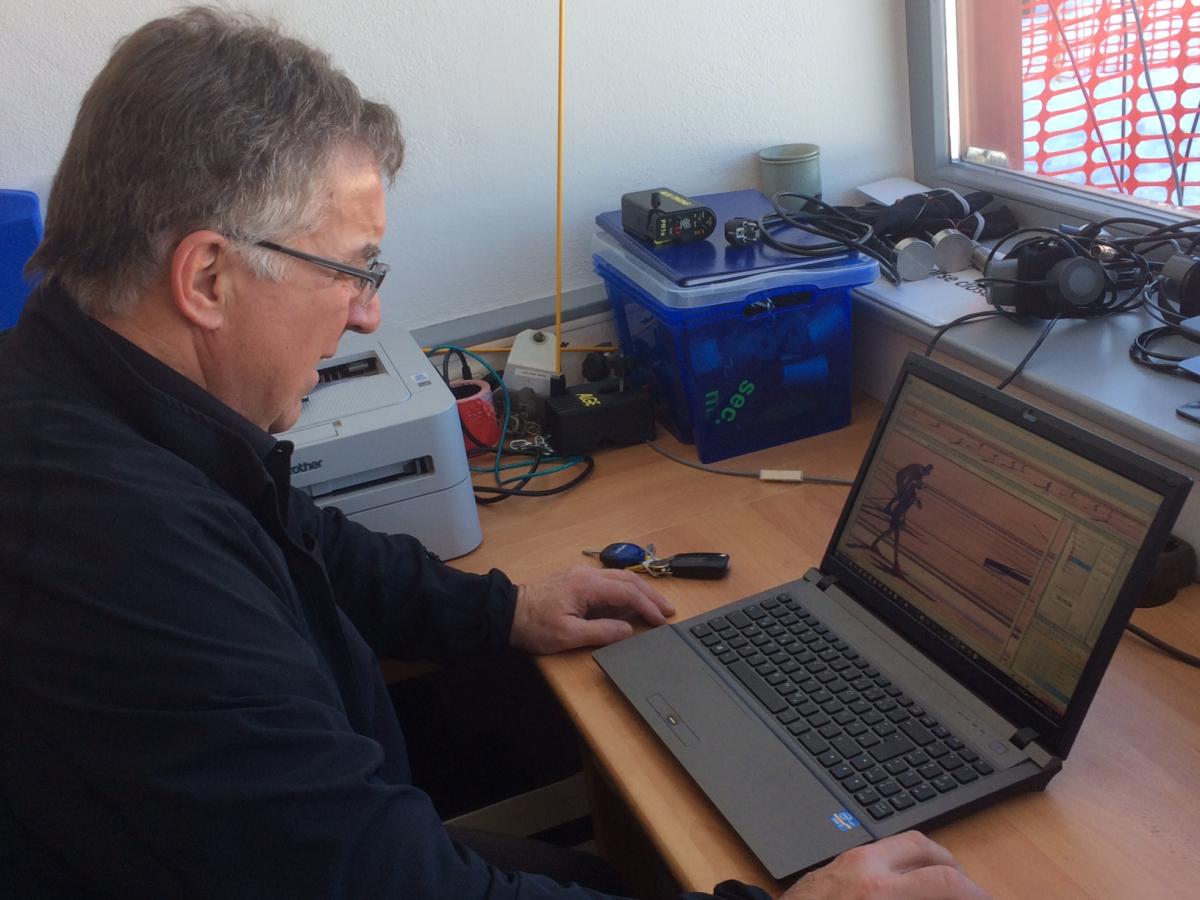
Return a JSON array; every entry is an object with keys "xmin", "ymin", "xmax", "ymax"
[{"xmin": 580, "ymin": 743, "xmax": 680, "ymax": 900}]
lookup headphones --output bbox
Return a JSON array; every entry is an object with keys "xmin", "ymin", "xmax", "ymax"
[
  {"xmin": 1157, "ymin": 253, "xmax": 1200, "ymax": 320},
  {"xmin": 1129, "ymin": 251, "xmax": 1200, "ymax": 379},
  {"xmin": 919, "ymin": 216, "xmax": 1200, "ymax": 389},
  {"xmin": 981, "ymin": 229, "xmax": 1147, "ymax": 320}
]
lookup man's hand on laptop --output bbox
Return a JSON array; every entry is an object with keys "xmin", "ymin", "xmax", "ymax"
[
  {"xmin": 781, "ymin": 831, "xmax": 991, "ymax": 900},
  {"xmin": 511, "ymin": 566, "xmax": 676, "ymax": 654}
]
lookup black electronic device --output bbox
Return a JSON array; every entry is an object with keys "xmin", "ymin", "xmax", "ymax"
[
  {"xmin": 1130, "ymin": 252, "xmax": 1200, "ymax": 383},
  {"xmin": 545, "ymin": 383, "xmax": 655, "ymax": 456},
  {"xmin": 580, "ymin": 351, "xmax": 610, "ymax": 384},
  {"xmin": 621, "ymin": 188, "xmax": 716, "ymax": 246},
  {"xmin": 984, "ymin": 236, "xmax": 1111, "ymax": 318},
  {"xmin": 1136, "ymin": 534, "xmax": 1196, "ymax": 608},
  {"xmin": 724, "ymin": 217, "xmax": 761, "ymax": 247},
  {"xmin": 1159, "ymin": 254, "xmax": 1200, "ymax": 318}
]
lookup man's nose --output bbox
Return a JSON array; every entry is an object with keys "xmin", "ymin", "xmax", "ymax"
[{"xmin": 345, "ymin": 294, "xmax": 382, "ymax": 334}]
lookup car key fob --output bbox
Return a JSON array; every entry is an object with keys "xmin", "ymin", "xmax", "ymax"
[{"xmin": 662, "ymin": 552, "xmax": 730, "ymax": 579}]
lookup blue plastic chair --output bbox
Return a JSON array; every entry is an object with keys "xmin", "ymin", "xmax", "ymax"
[{"xmin": 0, "ymin": 190, "xmax": 44, "ymax": 330}]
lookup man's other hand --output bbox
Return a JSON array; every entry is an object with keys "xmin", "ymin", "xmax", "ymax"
[
  {"xmin": 510, "ymin": 565, "xmax": 675, "ymax": 654},
  {"xmin": 780, "ymin": 832, "xmax": 990, "ymax": 900}
]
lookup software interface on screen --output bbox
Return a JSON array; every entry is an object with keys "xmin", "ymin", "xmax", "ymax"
[{"xmin": 833, "ymin": 376, "xmax": 1165, "ymax": 717}]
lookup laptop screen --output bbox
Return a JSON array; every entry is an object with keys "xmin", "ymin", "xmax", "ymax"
[{"xmin": 826, "ymin": 358, "xmax": 1185, "ymax": 742}]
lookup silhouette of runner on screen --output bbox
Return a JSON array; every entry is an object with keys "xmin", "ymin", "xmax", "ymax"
[{"xmin": 869, "ymin": 462, "xmax": 933, "ymax": 575}]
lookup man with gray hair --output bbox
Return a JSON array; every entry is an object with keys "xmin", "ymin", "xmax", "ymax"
[{"xmin": 0, "ymin": 8, "xmax": 989, "ymax": 900}]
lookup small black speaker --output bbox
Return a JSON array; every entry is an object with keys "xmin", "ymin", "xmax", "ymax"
[{"xmin": 1137, "ymin": 535, "xmax": 1196, "ymax": 608}]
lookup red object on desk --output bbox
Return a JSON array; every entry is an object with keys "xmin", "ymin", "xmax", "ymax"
[{"xmin": 451, "ymin": 379, "xmax": 502, "ymax": 452}]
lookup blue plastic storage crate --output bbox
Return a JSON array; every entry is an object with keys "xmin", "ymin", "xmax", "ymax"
[
  {"xmin": 592, "ymin": 230, "xmax": 877, "ymax": 462},
  {"xmin": 0, "ymin": 190, "xmax": 44, "ymax": 330}
]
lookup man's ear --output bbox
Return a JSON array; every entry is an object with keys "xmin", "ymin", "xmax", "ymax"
[{"xmin": 170, "ymin": 231, "xmax": 232, "ymax": 331}]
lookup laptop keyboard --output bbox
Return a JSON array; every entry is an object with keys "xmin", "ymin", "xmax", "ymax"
[{"xmin": 689, "ymin": 591, "xmax": 995, "ymax": 822}]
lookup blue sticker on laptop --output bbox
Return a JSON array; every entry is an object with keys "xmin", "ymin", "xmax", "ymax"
[{"xmin": 830, "ymin": 810, "xmax": 860, "ymax": 832}]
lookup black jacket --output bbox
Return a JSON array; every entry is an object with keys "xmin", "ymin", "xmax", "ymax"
[{"xmin": 0, "ymin": 284, "xmax": 767, "ymax": 900}]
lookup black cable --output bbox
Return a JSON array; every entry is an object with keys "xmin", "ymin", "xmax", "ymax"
[
  {"xmin": 1098, "ymin": 215, "xmax": 1200, "ymax": 235},
  {"xmin": 1090, "ymin": 217, "xmax": 1200, "ymax": 266},
  {"xmin": 1097, "ymin": 218, "xmax": 1200, "ymax": 256},
  {"xmin": 1129, "ymin": 324, "xmax": 1200, "ymax": 378},
  {"xmin": 1141, "ymin": 277, "xmax": 1183, "ymax": 327},
  {"xmin": 428, "ymin": 346, "xmax": 595, "ymax": 503},
  {"xmin": 439, "ymin": 347, "xmax": 472, "ymax": 384},
  {"xmin": 644, "ymin": 440, "xmax": 853, "ymax": 485},
  {"xmin": 462, "ymin": 422, "xmax": 495, "ymax": 453},
  {"xmin": 924, "ymin": 308, "xmax": 1061, "ymax": 393},
  {"xmin": 470, "ymin": 442, "xmax": 595, "ymax": 501},
  {"xmin": 1120, "ymin": 8, "xmax": 1131, "ymax": 190},
  {"xmin": 1048, "ymin": 1, "xmax": 1127, "ymax": 193},
  {"xmin": 464, "ymin": 428, "xmax": 594, "ymax": 503},
  {"xmin": 1127, "ymin": 0, "xmax": 1185, "ymax": 206},
  {"xmin": 645, "ymin": 441, "xmax": 758, "ymax": 478},
  {"xmin": 1181, "ymin": 108, "xmax": 1200, "ymax": 203},
  {"xmin": 981, "ymin": 226, "xmax": 1087, "ymax": 270},
  {"xmin": 759, "ymin": 193, "xmax": 902, "ymax": 284},
  {"xmin": 471, "ymin": 453, "xmax": 595, "ymax": 497},
  {"xmin": 473, "ymin": 449, "xmax": 546, "ymax": 505},
  {"xmin": 1126, "ymin": 622, "xmax": 1200, "ymax": 668},
  {"xmin": 995, "ymin": 315, "xmax": 1061, "ymax": 391},
  {"xmin": 924, "ymin": 310, "xmax": 1005, "ymax": 358},
  {"xmin": 430, "ymin": 348, "xmax": 493, "ymax": 453},
  {"xmin": 754, "ymin": 189, "xmax": 1018, "ymax": 287}
]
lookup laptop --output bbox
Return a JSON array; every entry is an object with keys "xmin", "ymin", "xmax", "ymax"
[{"xmin": 594, "ymin": 353, "xmax": 1191, "ymax": 879}]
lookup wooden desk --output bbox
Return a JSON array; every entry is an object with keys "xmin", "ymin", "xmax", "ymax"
[{"xmin": 459, "ymin": 395, "xmax": 1200, "ymax": 898}]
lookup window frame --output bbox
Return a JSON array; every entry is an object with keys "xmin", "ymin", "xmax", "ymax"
[{"xmin": 905, "ymin": 0, "xmax": 1192, "ymax": 231}]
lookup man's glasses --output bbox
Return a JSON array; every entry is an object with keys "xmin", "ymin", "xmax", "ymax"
[{"xmin": 256, "ymin": 240, "xmax": 389, "ymax": 307}]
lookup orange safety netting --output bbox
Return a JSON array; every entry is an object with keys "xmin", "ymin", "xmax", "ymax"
[{"xmin": 1022, "ymin": 0, "xmax": 1200, "ymax": 207}]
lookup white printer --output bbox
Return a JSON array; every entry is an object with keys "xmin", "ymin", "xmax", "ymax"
[{"xmin": 279, "ymin": 326, "xmax": 482, "ymax": 560}]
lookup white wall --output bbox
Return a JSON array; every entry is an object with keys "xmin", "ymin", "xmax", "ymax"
[{"xmin": 0, "ymin": 1, "xmax": 913, "ymax": 332}]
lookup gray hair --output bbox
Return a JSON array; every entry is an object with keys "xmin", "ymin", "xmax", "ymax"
[{"xmin": 27, "ymin": 6, "xmax": 404, "ymax": 317}]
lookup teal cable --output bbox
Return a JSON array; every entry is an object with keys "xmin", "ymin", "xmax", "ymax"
[{"xmin": 429, "ymin": 344, "xmax": 589, "ymax": 494}]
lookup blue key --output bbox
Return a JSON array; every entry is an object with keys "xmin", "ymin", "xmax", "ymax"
[{"xmin": 582, "ymin": 542, "xmax": 650, "ymax": 569}]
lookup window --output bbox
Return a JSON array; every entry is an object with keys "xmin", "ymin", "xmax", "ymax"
[{"xmin": 909, "ymin": 0, "xmax": 1197, "ymax": 223}]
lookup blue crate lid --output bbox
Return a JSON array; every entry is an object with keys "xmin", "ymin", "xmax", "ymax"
[
  {"xmin": 596, "ymin": 188, "xmax": 875, "ymax": 287},
  {"xmin": 593, "ymin": 229, "xmax": 877, "ymax": 320}
]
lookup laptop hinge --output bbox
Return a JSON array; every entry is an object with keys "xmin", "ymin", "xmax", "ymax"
[
  {"xmin": 1010, "ymin": 726, "xmax": 1039, "ymax": 750},
  {"xmin": 1013, "ymin": 734, "xmax": 1059, "ymax": 771},
  {"xmin": 811, "ymin": 571, "xmax": 839, "ymax": 591}
]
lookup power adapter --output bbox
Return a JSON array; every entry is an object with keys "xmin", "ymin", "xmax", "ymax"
[{"xmin": 545, "ymin": 381, "xmax": 655, "ymax": 456}]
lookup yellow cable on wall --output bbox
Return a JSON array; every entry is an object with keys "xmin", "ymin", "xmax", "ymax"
[
  {"xmin": 429, "ymin": 3, "xmax": 577, "ymax": 369},
  {"xmin": 554, "ymin": 0, "xmax": 565, "ymax": 375}
]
